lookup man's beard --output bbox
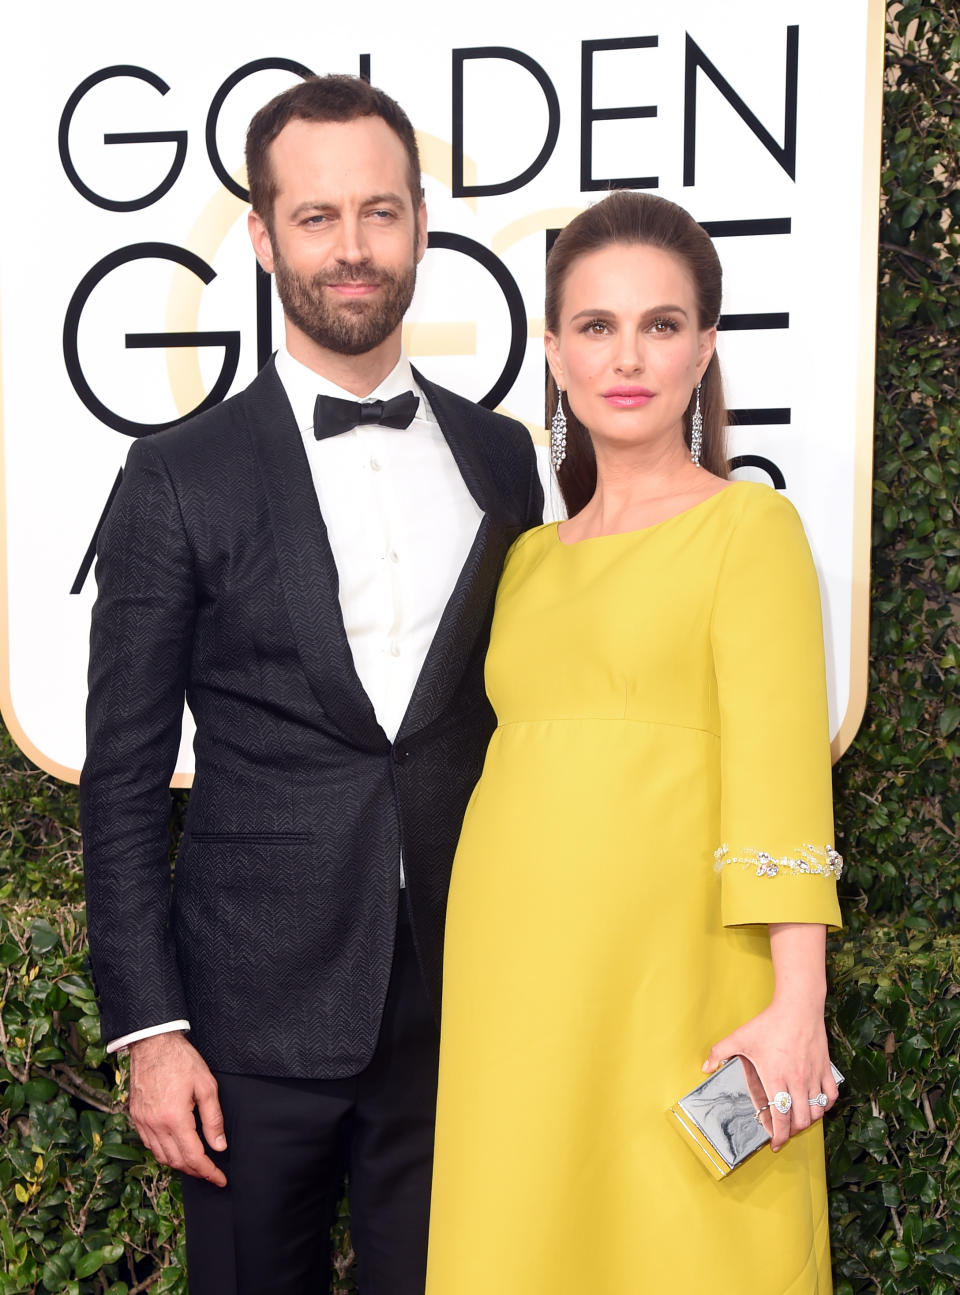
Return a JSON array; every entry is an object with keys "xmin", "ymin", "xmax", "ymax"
[{"xmin": 272, "ymin": 247, "xmax": 417, "ymax": 357}]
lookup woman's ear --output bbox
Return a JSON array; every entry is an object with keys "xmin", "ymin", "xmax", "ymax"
[
  {"xmin": 696, "ymin": 326, "xmax": 717, "ymax": 381},
  {"xmin": 544, "ymin": 332, "xmax": 564, "ymax": 390}
]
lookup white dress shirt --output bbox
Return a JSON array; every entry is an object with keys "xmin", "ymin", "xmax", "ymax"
[
  {"xmin": 278, "ymin": 346, "xmax": 483, "ymax": 741},
  {"xmin": 107, "ymin": 346, "xmax": 484, "ymax": 1052}
]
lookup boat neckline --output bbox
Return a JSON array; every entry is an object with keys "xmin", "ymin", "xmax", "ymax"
[{"xmin": 554, "ymin": 481, "xmax": 746, "ymax": 548}]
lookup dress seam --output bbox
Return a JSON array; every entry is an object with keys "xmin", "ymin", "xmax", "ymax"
[{"xmin": 707, "ymin": 488, "xmax": 752, "ymax": 642}]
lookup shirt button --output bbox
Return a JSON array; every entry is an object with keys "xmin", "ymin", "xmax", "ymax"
[
  {"xmin": 389, "ymin": 550, "xmax": 399, "ymax": 564},
  {"xmin": 370, "ymin": 457, "xmax": 381, "ymax": 472},
  {"xmin": 389, "ymin": 641, "xmax": 401, "ymax": 657}
]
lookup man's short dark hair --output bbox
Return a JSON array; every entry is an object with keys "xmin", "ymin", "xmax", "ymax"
[{"xmin": 245, "ymin": 75, "xmax": 423, "ymax": 232}]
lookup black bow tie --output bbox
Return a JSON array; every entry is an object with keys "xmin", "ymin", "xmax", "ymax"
[{"xmin": 313, "ymin": 390, "xmax": 419, "ymax": 441}]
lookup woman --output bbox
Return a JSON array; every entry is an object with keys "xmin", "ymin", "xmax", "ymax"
[{"xmin": 425, "ymin": 191, "xmax": 843, "ymax": 1293}]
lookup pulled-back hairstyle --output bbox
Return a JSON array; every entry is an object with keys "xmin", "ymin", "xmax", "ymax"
[
  {"xmin": 545, "ymin": 191, "xmax": 728, "ymax": 516},
  {"xmin": 245, "ymin": 74, "xmax": 422, "ymax": 234}
]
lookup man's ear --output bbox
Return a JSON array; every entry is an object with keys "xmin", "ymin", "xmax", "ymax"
[
  {"xmin": 248, "ymin": 210, "xmax": 276, "ymax": 274},
  {"xmin": 415, "ymin": 199, "xmax": 428, "ymax": 264}
]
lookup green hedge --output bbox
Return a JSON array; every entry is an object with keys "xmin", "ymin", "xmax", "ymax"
[
  {"xmin": 826, "ymin": 6, "xmax": 960, "ymax": 1288},
  {"xmin": 827, "ymin": 933, "xmax": 960, "ymax": 1294},
  {"xmin": 0, "ymin": 746, "xmax": 178, "ymax": 1295},
  {"xmin": 833, "ymin": 0, "xmax": 960, "ymax": 934},
  {"xmin": 2, "ymin": 3, "xmax": 959, "ymax": 1290}
]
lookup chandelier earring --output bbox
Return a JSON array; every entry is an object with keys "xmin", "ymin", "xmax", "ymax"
[
  {"xmin": 690, "ymin": 382, "xmax": 703, "ymax": 467},
  {"xmin": 551, "ymin": 387, "xmax": 568, "ymax": 471}
]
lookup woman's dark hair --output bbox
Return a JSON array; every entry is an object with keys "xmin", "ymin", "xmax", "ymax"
[
  {"xmin": 545, "ymin": 191, "xmax": 728, "ymax": 516},
  {"xmin": 245, "ymin": 75, "xmax": 422, "ymax": 235}
]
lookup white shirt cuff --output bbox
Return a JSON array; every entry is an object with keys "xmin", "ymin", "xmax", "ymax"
[{"xmin": 107, "ymin": 1020, "xmax": 191, "ymax": 1053}]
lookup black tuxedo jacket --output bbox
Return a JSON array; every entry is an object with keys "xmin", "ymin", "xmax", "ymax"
[{"xmin": 80, "ymin": 358, "xmax": 543, "ymax": 1078}]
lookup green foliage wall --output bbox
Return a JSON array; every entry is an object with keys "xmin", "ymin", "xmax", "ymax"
[
  {"xmin": 1, "ymin": 4, "xmax": 958, "ymax": 1291},
  {"xmin": 835, "ymin": 0, "xmax": 960, "ymax": 937},
  {"xmin": 824, "ymin": 5, "xmax": 960, "ymax": 1289},
  {"xmin": 0, "ymin": 747, "xmax": 186, "ymax": 1293}
]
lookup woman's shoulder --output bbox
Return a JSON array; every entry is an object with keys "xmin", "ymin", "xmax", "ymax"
[
  {"xmin": 721, "ymin": 480, "xmax": 807, "ymax": 541},
  {"xmin": 504, "ymin": 520, "xmax": 557, "ymax": 564},
  {"xmin": 722, "ymin": 478, "xmax": 798, "ymax": 515},
  {"xmin": 714, "ymin": 481, "xmax": 817, "ymax": 593}
]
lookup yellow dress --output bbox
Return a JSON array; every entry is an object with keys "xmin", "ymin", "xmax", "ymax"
[{"xmin": 426, "ymin": 481, "xmax": 843, "ymax": 1294}]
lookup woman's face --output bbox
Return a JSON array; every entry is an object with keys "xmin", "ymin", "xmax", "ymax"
[{"xmin": 545, "ymin": 242, "xmax": 716, "ymax": 456}]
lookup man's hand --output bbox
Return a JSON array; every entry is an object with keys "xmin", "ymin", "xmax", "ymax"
[{"xmin": 128, "ymin": 1032, "xmax": 227, "ymax": 1186}]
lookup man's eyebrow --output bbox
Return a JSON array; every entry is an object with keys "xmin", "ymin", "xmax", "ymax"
[
  {"xmin": 290, "ymin": 200, "xmax": 336, "ymax": 220},
  {"xmin": 364, "ymin": 192, "xmax": 406, "ymax": 207},
  {"xmin": 289, "ymin": 193, "xmax": 407, "ymax": 220}
]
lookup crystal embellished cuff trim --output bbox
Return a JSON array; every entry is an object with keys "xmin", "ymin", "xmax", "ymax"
[{"xmin": 713, "ymin": 843, "xmax": 843, "ymax": 880}]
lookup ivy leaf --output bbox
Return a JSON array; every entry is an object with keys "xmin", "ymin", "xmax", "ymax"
[
  {"xmin": 74, "ymin": 1245, "xmax": 123, "ymax": 1280},
  {"xmin": 930, "ymin": 1254, "xmax": 960, "ymax": 1277},
  {"xmin": 23, "ymin": 1079, "xmax": 58, "ymax": 1105},
  {"xmin": 41, "ymin": 1252, "xmax": 72, "ymax": 1291},
  {"xmin": 100, "ymin": 1143, "xmax": 143, "ymax": 1162},
  {"xmin": 29, "ymin": 920, "xmax": 59, "ymax": 955},
  {"xmin": 938, "ymin": 707, "xmax": 960, "ymax": 737}
]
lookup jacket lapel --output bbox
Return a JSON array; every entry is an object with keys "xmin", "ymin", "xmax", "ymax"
[
  {"xmin": 242, "ymin": 360, "xmax": 387, "ymax": 752},
  {"xmin": 413, "ymin": 371, "xmax": 502, "ymax": 516},
  {"xmin": 397, "ymin": 373, "xmax": 526, "ymax": 740}
]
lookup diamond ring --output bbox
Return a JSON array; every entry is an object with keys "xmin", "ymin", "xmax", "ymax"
[
  {"xmin": 772, "ymin": 1091, "xmax": 792, "ymax": 1115},
  {"xmin": 809, "ymin": 1092, "xmax": 828, "ymax": 1107}
]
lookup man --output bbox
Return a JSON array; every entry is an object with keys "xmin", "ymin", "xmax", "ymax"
[{"xmin": 81, "ymin": 74, "xmax": 542, "ymax": 1294}]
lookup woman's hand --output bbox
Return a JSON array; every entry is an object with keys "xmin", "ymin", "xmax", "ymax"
[
  {"xmin": 702, "ymin": 922, "xmax": 838, "ymax": 1151},
  {"xmin": 702, "ymin": 1002, "xmax": 837, "ymax": 1150}
]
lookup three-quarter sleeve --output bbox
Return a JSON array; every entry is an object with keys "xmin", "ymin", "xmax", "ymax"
[{"xmin": 710, "ymin": 487, "xmax": 842, "ymax": 929}]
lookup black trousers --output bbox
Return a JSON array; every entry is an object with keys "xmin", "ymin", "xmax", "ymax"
[{"xmin": 180, "ymin": 903, "xmax": 440, "ymax": 1294}]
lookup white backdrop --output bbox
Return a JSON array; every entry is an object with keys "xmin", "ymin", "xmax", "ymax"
[{"xmin": 0, "ymin": 0, "xmax": 884, "ymax": 782}]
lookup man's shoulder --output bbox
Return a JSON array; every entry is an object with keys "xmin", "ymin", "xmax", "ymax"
[
  {"xmin": 133, "ymin": 361, "xmax": 283, "ymax": 467},
  {"xmin": 415, "ymin": 372, "xmax": 529, "ymax": 447}
]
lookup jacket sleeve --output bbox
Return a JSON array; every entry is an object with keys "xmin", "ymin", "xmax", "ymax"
[
  {"xmin": 525, "ymin": 435, "xmax": 545, "ymax": 527},
  {"xmin": 80, "ymin": 437, "xmax": 197, "ymax": 1041},
  {"xmin": 710, "ymin": 488, "xmax": 842, "ymax": 930}
]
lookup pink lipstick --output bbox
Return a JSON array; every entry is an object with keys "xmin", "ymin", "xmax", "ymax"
[{"xmin": 602, "ymin": 386, "xmax": 654, "ymax": 407}]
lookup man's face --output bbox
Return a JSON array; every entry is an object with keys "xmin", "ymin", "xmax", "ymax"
[{"xmin": 249, "ymin": 116, "xmax": 427, "ymax": 358}]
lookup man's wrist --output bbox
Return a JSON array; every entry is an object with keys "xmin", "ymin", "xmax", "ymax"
[{"xmin": 107, "ymin": 1020, "xmax": 191, "ymax": 1054}]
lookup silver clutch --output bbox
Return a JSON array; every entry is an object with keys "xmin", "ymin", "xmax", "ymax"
[{"xmin": 668, "ymin": 1056, "xmax": 844, "ymax": 1180}]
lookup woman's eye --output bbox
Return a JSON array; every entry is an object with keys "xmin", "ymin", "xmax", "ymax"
[
  {"xmin": 651, "ymin": 317, "xmax": 679, "ymax": 333},
  {"xmin": 581, "ymin": 319, "xmax": 609, "ymax": 335}
]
